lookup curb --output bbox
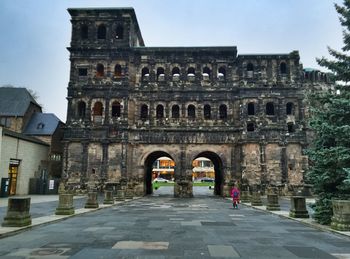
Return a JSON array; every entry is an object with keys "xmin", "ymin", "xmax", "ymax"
[{"xmin": 0, "ymin": 196, "xmax": 142, "ymax": 239}]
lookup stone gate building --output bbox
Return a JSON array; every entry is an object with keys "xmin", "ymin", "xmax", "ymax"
[{"xmin": 63, "ymin": 8, "xmax": 330, "ymax": 197}]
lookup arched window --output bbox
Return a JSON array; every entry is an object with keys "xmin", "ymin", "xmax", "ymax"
[
  {"xmin": 219, "ymin": 104, "xmax": 227, "ymax": 120},
  {"xmin": 247, "ymin": 122, "xmax": 255, "ymax": 132},
  {"xmin": 286, "ymin": 102, "xmax": 294, "ymax": 115},
  {"xmin": 280, "ymin": 62, "xmax": 287, "ymax": 74},
  {"xmin": 116, "ymin": 25, "xmax": 123, "ymax": 39},
  {"xmin": 172, "ymin": 67, "xmax": 180, "ymax": 76},
  {"xmin": 248, "ymin": 102, "xmax": 255, "ymax": 115},
  {"xmin": 97, "ymin": 24, "xmax": 106, "ymax": 39},
  {"xmin": 172, "ymin": 105, "xmax": 180, "ymax": 118},
  {"xmin": 93, "ymin": 102, "xmax": 103, "ymax": 116},
  {"xmin": 157, "ymin": 67, "xmax": 165, "ymax": 81},
  {"xmin": 218, "ymin": 66, "xmax": 226, "ymax": 79},
  {"xmin": 247, "ymin": 63, "xmax": 254, "ymax": 78},
  {"xmin": 96, "ymin": 63, "xmax": 104, "ymax": 77},
  {"xmin": 188, "ymin": 105, "xmax": 196, "ymax": 119},
  {"xmin": 187, "ymin": 67, "xmax": 195, "ymax": 76},
  {"xmin": 111, "ymin": 101, "xmax": 121, "ymax": 117},
  {"xmin": 77, "ymin": 101, "xmax": 86, "ymax": 118},
  {"xmin": 203, "ymin": 67, "xmax": 211, "ymax": 78},
  {"xmin": 141, "ymin": 67, "xmax": 149, "ymax": 81},
  {"xmin": 156, "ymin": 104, "xmax": 164, "ymax": 119},
  {"xmin": 204, "ymin": 104, "xmax": 211, "ymax": 120},
  {"xmin": 114, "ymin": 64, "xmax": 122, "ymax": 77},
  {"xmin": 287, "ymin": 123, "xmax": 295, "ymax": 133},
  {"xmin": 81, "ymin": 25, "xmax": 88, "ymax": 39},
  {"xmin": 140, "ymin": 104, "xmax": 148, "ymax": 120},
  {"xmin": 266, "ymin": 102, "xmax": 275, "ymax": 115}
]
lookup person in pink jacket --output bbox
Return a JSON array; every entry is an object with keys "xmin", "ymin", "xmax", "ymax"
[{"xmin": 231, "ymin": 185, "xmax": 240, "ymax": 209}]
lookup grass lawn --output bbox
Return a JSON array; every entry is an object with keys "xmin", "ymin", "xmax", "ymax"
[{"xmin": 153, "ymin": 182, "xmax": 214, "ymax": 189}]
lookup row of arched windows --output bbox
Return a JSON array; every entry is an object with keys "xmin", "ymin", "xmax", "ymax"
[
  {"xmin": 75, "ymin": 101, "xmax": 295, "ymax": 121},
  {"xmin": 246, "ymin": 102, "xmax": 295, "ymax": 116},
  {"xmin": 79, "ymin": 24, "xmax": 124, "ymax": 40}
]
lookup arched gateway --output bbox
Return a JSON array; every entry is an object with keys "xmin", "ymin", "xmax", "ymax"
[{"xmin": 63, "ymin": 8, "xmax": 329, "ymax": 197}]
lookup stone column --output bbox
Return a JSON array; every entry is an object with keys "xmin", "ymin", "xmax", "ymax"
[
  {"xmin": 85, "ymin": 192, "xmax": 99, "ymax": 209},
  {"xmin": 266, "ymin": 194, "xmax": 280, "ymax": 211},
  {"xmin": 55, "ymin": 193, "xmax": 75, "ymax": 215},
  {"xmin": 103, "ymin": 190, "xmax": 114, "ymax": 204},
  {"xmin": 2, "ymin": 197, "xmax": 32, "ymax": 227},
  {"xmin": 289, "ymin": 196, "xmax": 309, "ymax": 218},
  {"xmin": 251, "ymin": 191, "xmax": 263, "ymax": 206}
]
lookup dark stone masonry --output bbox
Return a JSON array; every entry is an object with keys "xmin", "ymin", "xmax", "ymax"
[{"xmin": 63, "ymin": 8, "xmax": 330, "ymax": 197}]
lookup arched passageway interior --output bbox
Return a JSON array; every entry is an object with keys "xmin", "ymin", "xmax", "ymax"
[
  {"xmin": 144, "ymin": 151, "xmax": 174, "ymax": 195},
  {"xmin": 192, "ymin": 152, "xmax": 223, "ymax": 196}
]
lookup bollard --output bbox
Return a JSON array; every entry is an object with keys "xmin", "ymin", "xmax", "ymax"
[
  {"xmin": 103, "ymin": 190, "xmax": 114, "ymax": 205},
  {"xmin": 2, "ymin": 197, "xmax": 32, "ymax": 227},
  {"xmin": 125, "ymin": 188, "xmax": 134, "ymax": 200},
  {"xmin": 289, "ymin": 196, "xmax": 309, "ymax": 218},
  {"xmin": 115, "ymin": 189, "xmax": 125, "ymax": 201},
  {"xmin": 331, "ymin": 199, "xmax": 350, "ymax": 231},
  {"xmin": 266, "ymin": 194, "xmax": 280, "ymax": 211},
  {"xmin": 55, "ymin": 193, "xmax": 75, "ymax": 215},
  {"xmin": 240, "ymin": 191, "xmax": 250, "ymax": 203},
  {"xmin": 84, "ymin": 192, "xmax": 99, "ymax": 208},
  {"xmin": 251, "ymin": 192, "xmax": 263, "ymax": 206}
]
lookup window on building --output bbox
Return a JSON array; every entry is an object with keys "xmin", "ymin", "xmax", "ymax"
[
  {"xmin": 77, "ymin": 101, "xmax": 86, "ymax": 118},
  {"xmin": 266, "ymin": 102, "xmax": 275, "ymax": 115},
  {"xmin": 248, "ymin": 102, "xmax": 255, "ymax": 115},
  {"xmin": 97, "ymin": 24, "xmax": 106, "ymax": 39},
  {"xmin": 81, "ymin": 25, "xmax": 88, "ymax": 39},
  {"xmin": 157, "ymin": 67, "xmax": 165, "ymax": 81},
  {"xmin": 287, "ymin": 123, "xmax": 295, "ymax": 133},
  {"xmin": 172, "ymin": 67, "xmax": 180, "ymax": 76},
  {"xmin": 219, "ymin": 104, "xmax": 227, "ymax": 120},
  {"xmin": 93, "ymin": 102, "xmax": 103, "ymax": 116},
  {"xmin": 116, "ymin": 25, "xmax": 123, "ymax": 39},
  {"xmin": 247, "ymin": 122, "xmax": 255, "ymax": 132},
  {"xmin": 111, "ymin": 101, "xmax": 121, "ymax": 117},
  {"xmin": 286, "ymin": 102, "xmax": 294, "ymax": 115},
  {"xmin": 140, "ymin": 104, "xmax": 148, "ymax": 120},
  {"xmin": 96, "ymin": 63, "xmax": 104, "ymax": 77},
  {"xmin": 0, "ymin": 117, "xmax": 11, "ymax": 127},
  {"xmin": 280, "ymin": 62, "xmax": 287, "ymax": 74},
  {"xmin": 188, "ymin": 105, "xmax": 196, "ymax": 119},
  {"xmin": 247, "ymin": 63, "xmax": 254, "ymax": 78},
  {"xmin": 141, "ymin": 67, "xmax": 149, "ymax": 81},
  {"xmin": 172, "ymin": 105, "xmax": 180, "ymax": 118},
  {"xmin": 78, "ymin": 68, "xmax": 88, "ymax": 77},
  {"xmin": 203, "ymin": 67, "xmax": 211, "ymax": 78},
  {"xmin": 114, "ymin": 64, "xmax": 122, "ymax": 77},
  {"xmin": 204, "ymin": 104, "xmax": 211, "ymax": 120},
  {"xmin": 37, "ymin": 123, "xmax": 45, "ymax": 129},
  {"xmin": 156, "ymin": 104, "xmax": 164, "ymax": 119},
  {"xmin": 187, "ymin": 67, "xmax": 195, "ymax": 76},
  {"xmin": 218, "ymin": 66, "xmax": 226, "ymax": 79}
]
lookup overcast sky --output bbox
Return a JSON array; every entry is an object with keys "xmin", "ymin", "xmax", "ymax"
[{"xmin": 0, "ymin": 0, "xmax": 344, "ymax": 121}]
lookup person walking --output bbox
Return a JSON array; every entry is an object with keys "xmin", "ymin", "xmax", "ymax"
[{"xmin": 231, "ymin": 185, "xmax": 240, "ymax": 209}]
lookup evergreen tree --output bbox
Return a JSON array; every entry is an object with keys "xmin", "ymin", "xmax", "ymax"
[{"xmin": 306, "ymin": 0, "xmax": 350, "ymax": 225}]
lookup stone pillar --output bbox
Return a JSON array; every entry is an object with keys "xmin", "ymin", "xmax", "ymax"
[
  {"xmin": 103, "ymin": 190, "xmax": 114, "ymax": 204},
  {"xmin": 174, "ymin": 177, "xmax": 193, "ymax": 198},
  {"xmin": 115, "ymin": 189, "xmax": 125, "ymax": 201},
  {"xmin": 55, "ymin": 193, "xmax": 75, "ymax": 215},
  {"xmin": 251, "ymin": 192, "xmax": 263, "ymax": 206},
  {"xmin": 240, "ymin": 191, "xmax": 250, "ymax": 203},
  {"xmin": 289, "ymin": 196, "xmax": 309, "ymax": 218},
  {"xmin": 331, "ymin": 199, "xmax": 350, "ymax": 231},
  {"xmin": 266, "ymin": 194, "xmax": 280, "ymax": 211},
  {"xmin": 84, "ymin": 192, "xmax": 99, "ymax": 209},
  {"xmin": 2, "ymin": 197, "xmax": 32, "ymax": 227}
]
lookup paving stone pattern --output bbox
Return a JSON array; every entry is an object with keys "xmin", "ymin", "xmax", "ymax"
[{"xmin": 0, "ymin": 196, "xmax": 349, "ymax": 258}]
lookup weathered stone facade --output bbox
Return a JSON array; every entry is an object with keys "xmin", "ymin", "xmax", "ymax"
[{"xmin": 63, "ymin": 8, "xmax": 330, "ymax": 197}]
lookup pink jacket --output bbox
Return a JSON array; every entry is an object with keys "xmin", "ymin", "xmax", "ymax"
[{"xmin": 231, "ymin": 187, "xmax": 240, "ymax": 202}]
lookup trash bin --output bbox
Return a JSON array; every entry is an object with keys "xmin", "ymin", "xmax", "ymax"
[{"xmin": 0, "ymin": 178, "xmax": 10, "ymax": 197}]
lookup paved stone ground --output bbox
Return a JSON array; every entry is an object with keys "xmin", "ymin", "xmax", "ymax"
[{"xmin": 0, "ymin": 195, "xmax": 349, "ymax": 258}]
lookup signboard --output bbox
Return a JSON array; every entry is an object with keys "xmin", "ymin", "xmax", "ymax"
[{"xmin": 49, "ymin": 180, "xmax": 55, "ymax": 190}]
